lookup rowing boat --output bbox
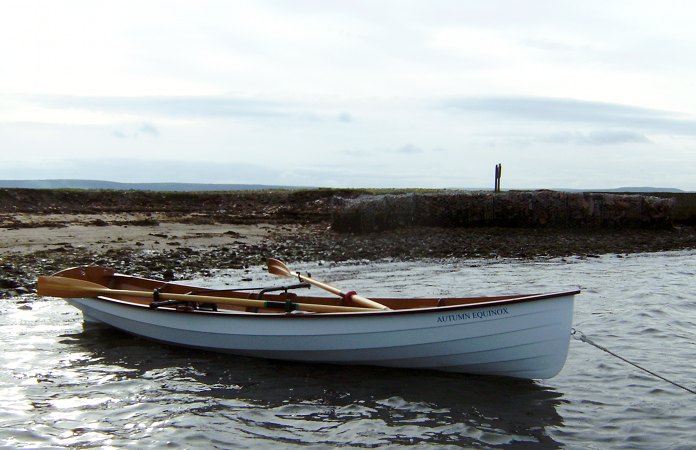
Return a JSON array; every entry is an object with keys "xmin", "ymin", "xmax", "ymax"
[{"xmin": 37, "ymin": 262, "xmax": 579, "ymax": 379}]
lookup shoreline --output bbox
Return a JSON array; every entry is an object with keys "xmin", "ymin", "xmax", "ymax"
[
  {"xmin": 2, "ymin": 188, "xmax": 696, "ymax": 297},
  {"xmin": 2, "ymin": 210, "xmax": 696, "ymax": 297}
]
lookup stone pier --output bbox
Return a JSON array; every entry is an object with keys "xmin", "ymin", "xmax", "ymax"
[{"xmin": 331, "ymin": 191, "xmax": 675, "ymax": 232}]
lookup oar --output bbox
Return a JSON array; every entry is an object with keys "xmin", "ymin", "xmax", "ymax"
[
  {"xmin": 266, "ymin": 258, "xmax": 390, "ymax": 310},
  {"xmin": 37, "ymin": 276, "xmax": 376, "ymax": 314}
]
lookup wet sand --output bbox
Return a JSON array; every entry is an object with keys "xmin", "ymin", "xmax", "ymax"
[{"xmin": 1, "ymin": 213, "xmax": 274, "ymax": 254}]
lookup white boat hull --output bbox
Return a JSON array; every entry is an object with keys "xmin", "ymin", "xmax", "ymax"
[{"xmin": 69, "ymin": 292, "xmax": 575, "ymax": 379}]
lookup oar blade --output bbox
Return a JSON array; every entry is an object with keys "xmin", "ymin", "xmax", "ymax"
[
  {"xmin": 266, "ymin": 258, "xmax": 292, "ymax": 277},
  {"xmin": 37, "ymin": 276, "xmax": 106, "ymax": 298}
]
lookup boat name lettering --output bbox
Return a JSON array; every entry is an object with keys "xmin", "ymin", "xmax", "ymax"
[{"xmin": 436, "ymin": 307, "xmax": 509, "ymax": 323}]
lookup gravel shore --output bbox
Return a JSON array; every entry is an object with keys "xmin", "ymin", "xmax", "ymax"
[{"xmin": 2, "ymin": 188, "xmax": 695, "ymax": 297}]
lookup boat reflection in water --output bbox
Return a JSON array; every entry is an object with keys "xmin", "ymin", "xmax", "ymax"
[{"xmin": 59, "ymin": 323, "xmax": 566, "ymax": 448}]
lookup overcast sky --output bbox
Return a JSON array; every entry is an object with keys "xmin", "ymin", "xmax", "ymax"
[{"xmin": 2, "ymin": 0, "xmax": 695, "ymax": 190}]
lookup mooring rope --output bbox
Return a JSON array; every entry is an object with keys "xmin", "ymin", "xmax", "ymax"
[{"xmin": 571, "ymin": 328, "xmax": 696, "ymax": 395}]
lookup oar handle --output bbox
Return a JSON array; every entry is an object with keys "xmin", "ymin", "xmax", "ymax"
[
  {"xmin": 340, "ymin": 290, "xmax": 390, "ymax": 310},
  {"xmin": 266, "ymin": 258, "xmax": 390, "ymax": 310},
  {"xmin": 293, "ymin": 272, "xmax": 389, "ymax": 310}
]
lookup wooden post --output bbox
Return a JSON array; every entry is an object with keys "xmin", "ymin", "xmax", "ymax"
[{"xmin": 494, "ymin": 163, "xmax": 502, "ymax": 192}]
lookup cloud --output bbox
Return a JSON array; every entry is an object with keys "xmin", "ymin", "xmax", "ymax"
[
  {"xmin": 394, "ymin": 144, "xmax": 424, "ymax": 154},
  {"xmin": 112, "ymin": 122, "xmax": 159, "ymax": 139},
  {"xmin": 15, "ymin": 94, "xmax": 353, "ymax": 124},
  {"xmin": 545, "ymin": 130, "xmax": 651, "ymax": 146},
  {"xmin": 26, "ymin": 94, "xmax": 285, "ymax": 119},
  {"xmin": 139, "ymin": 122, "xmax": 159, "ymax": 136},
  {"xmin": 442, "ymin": 96, "xmax": 696, "ymax": 136},
  {"xmin": 342, "ymin": 144, "xmax": 424, "ymax": 158},
  {"xmin": 338, "ymin": 112, "xmax": 353, "ymax": 123}
]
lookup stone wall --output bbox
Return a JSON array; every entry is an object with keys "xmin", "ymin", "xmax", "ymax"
[{"xmin": 331, "ymin": 191, "xmax": 675, "ymax": 232}]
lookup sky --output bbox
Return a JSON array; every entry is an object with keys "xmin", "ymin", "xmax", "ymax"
[{"xmin": 1, "ymin": 0, "xmax": 696, "ymax": 190}]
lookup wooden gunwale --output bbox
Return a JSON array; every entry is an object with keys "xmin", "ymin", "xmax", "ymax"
[
  {"xmin": 79, "ymin": 290, "xmax": 580, "ymax": 319},
  {"xmin": 52, "ymin": 266, "xmax": 579, "ymax": 319}
]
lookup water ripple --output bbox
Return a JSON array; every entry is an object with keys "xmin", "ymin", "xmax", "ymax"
[{"xmin": 2, "ymin": 251, "xmax": 696, "ymax": 448}]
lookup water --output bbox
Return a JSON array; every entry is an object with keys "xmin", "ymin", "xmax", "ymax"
[{"xmin": 2, "ymin": 251, "xmax": 695, "ymax": 448}]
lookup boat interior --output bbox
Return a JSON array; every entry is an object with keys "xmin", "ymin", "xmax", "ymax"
[{"xmin": 49, "ymin": 266, "xmax": 551, "ymax": 314}]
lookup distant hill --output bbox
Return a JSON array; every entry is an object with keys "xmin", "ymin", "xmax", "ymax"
[
  {"xmin": 606, "ymin": 187, "xmax": 684, "ymax": 193},
  {"xmin": 0, "ymin": 179, "xmax": 687, "ymax": 193},
  {"xmin": 0, "ymin": 179, "xmax": 302, "ymax": 191},
  {"xmin": 563, "ymin": 187, "xmax": 685, "ymax": 193}
]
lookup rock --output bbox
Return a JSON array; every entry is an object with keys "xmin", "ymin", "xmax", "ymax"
[
  {"xmin": 14, "ymin": 286, "xmax": 31, "ymax": 295},
  {"xmin": 0, "ymin": 278, "xmax": 19, "ymax": 289},
  {"xmin": 332, "ymin": 191, "xmax": 675, "ymax": 232}
]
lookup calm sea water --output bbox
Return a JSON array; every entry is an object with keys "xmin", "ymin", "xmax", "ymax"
[{"xmin": 1, "ymin": 251, "xmax": 695, "ymax": 449}]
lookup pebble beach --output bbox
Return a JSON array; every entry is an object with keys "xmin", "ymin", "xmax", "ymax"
[{"xmin": 2, "ymin": 188, "xmax": 695, "ymax": 297}]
